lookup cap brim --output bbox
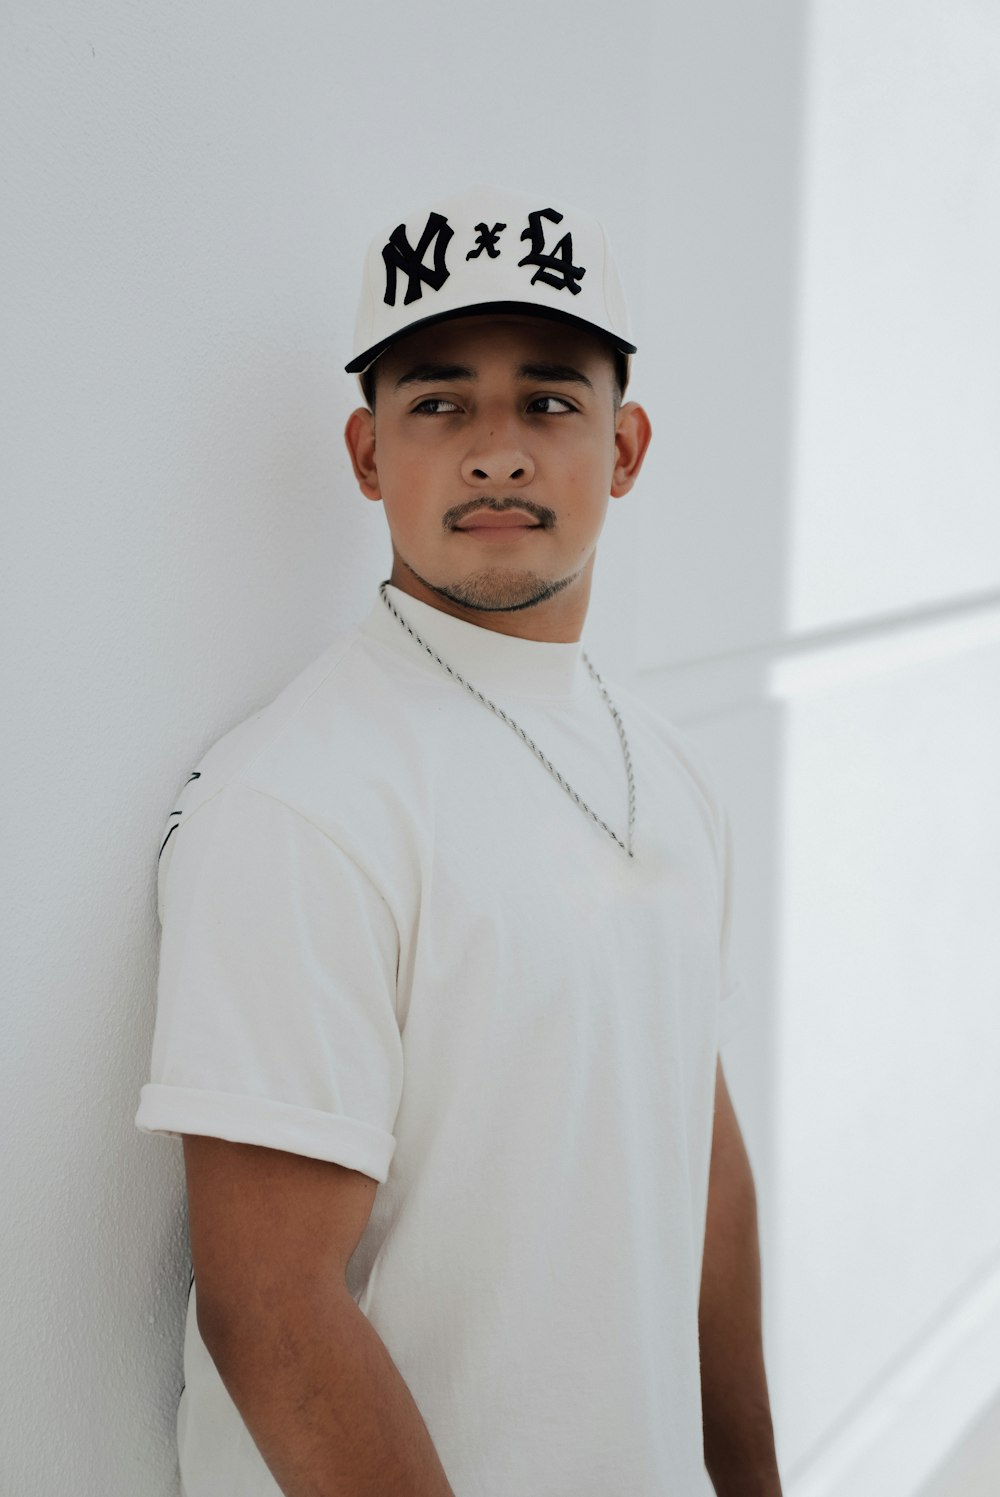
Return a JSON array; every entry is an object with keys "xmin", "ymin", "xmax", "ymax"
[{"xmin": 344, "ymin": 300, "xmax": 637, "ymax": 374}]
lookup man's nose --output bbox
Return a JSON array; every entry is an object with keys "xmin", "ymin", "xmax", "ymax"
[{"xmin": 460, "ymin": 425, "xmax": 535, "ymax": 487}]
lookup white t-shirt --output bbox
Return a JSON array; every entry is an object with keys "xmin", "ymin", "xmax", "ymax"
[{"xmin": 136, "ymin": 584, "xmax": 745, "ymax": 1497}]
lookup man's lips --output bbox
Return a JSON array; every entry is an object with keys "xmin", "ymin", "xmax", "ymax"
[
  {"xmin": 444, "ymin": 497, "xmax": 555, "ymax": 532},
  {"xmin": 454, "ymin": 509, "xmax": 542, "ymax": 531}
]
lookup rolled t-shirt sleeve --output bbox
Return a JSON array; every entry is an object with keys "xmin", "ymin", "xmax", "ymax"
[{"xmin": 135, "ymin": 780, "xmax": 403, "ymax": 1182}]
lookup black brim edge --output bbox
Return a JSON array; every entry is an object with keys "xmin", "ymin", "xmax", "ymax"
[{"xmin": 344, "ymin": 300, "xmax": 637, "ymax": 374}]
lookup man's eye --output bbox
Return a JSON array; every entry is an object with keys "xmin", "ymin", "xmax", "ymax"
[
  {"xmin": 528, "ymin": 395, "xmax": 575, "ymax": 414},
  {"xmin": 412, "ymin": 397, "xmax": 461, "ymax": 414}
]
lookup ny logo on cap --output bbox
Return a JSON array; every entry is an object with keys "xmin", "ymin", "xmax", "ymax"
[
  {"xmin": 381, "ymin": 207, "xmax": 586, "ymax": 306},
  {"xmin": 382, "ymin": 212, "xmax": 454, "ymax": 307}
]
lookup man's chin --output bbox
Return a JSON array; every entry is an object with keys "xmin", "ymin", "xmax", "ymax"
[{"xmin": 429, "ymin": 568, "xmax": 575, "ymax": 614}]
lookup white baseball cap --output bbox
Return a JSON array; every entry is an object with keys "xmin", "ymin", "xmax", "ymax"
[{"xmin": 345, "ymin": 184, "xmax": 636, "ymax": 384}]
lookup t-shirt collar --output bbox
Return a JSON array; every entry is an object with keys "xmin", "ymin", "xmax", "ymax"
[{"xmin": 360, "ymin": 583, "xmax": 585, "ymax": 702}]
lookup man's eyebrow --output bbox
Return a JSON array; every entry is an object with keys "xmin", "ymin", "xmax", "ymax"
[
  {"xmin": 392, "ymin": 360, "xmax": 596, "ymax": 391},
  {"xmin": 394, "ymin": 363, "xmax": 476, "ymax": 389},
  {"xmin": 516, "ymin": 362, "xmax": 594, "ymax": 390}
]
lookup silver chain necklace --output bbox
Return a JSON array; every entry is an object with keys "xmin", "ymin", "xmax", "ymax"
[{"xmin": 379, "ymin": 581, "xmax": 636, "ymax": 858}]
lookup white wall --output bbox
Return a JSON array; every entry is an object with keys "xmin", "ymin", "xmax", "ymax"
[
  {"xmin": 3, "ymin": 3, "xmax": 998, "ymax": 1494},
  {"xmin": 639, "ymin": 3, "xmax": 1000, "ymax": 1493},
  {"xmin": 779, "ymin": 5, "xmax": 1000, "ymax": 1489}
]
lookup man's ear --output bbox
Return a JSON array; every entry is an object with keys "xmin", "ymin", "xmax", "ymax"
[
  {"xmin": 610, "ymin": 402, "xmax": 653, "ymax": 498},
  {"xmin": 344, "ymin": 408, "xmax": 381, "ymax": 501}
]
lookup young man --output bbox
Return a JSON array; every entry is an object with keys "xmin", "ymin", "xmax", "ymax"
[{"xmin": 137, "ymin": 186, "xmax": 782, "ymax": 1497}]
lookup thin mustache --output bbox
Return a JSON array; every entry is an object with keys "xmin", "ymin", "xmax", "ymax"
[{"xmin": 444, "ymin": 497, "xmax": 556, "ymax": 529}]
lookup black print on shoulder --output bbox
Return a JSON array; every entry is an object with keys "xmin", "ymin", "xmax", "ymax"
[
  {"xmin": 157, "ymin": 772, "xmax": 201, "ymax": 861},
  {"xmin": 382, "ymin": 212, "xmax": 454, "ymax": 307},
  {"xmin": 158, "ymin": 822, "xmax": 180, "ymax": 861},
  {"xmin": 466, "ymin": 221, "xmax": 506, "ymax": 260},
  {"xmin": 518, "ymin": 208, "xmax": 586, "ymax": 295}
]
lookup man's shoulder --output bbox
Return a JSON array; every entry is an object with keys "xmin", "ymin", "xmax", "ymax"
[
  {"xmin": 158, "ymin": 619, "xmax": 419, "ymax": 861},
  {"xmin": 185, "ymin": 630, "xmax": 359, "ymax": 789}
]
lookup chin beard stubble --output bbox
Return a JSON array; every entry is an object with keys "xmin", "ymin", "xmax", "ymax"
[
  {"xmin": 418, "ymin": 566, "xmax": 577, "ymax": 614},
  {"xmin": 436, "ymin": 570, "xmax": 574, "ymax": 613}
]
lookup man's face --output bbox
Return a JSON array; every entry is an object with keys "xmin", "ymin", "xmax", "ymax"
[{"xmin": 345, "ymin": 315, "xmax": 650, "ymax": 637}]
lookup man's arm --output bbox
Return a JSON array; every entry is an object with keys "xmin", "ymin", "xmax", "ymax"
[
  {"xmin": 184, "ymin": 1136, "xmax": 456, "ymax": 1497},
  {"xmin": 699, "ymin": 1058, "xmax": 783, "ymax": 1496}
]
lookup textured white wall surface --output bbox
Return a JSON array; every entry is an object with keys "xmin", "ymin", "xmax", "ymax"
[{"xmin": 3, "ymin": 2, "xmax": 998, "ymax": 1495}]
